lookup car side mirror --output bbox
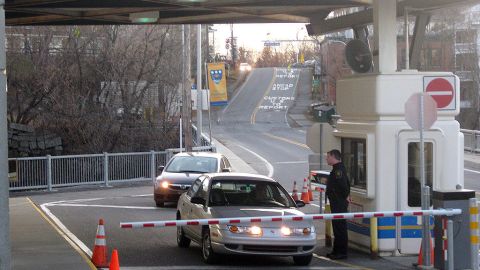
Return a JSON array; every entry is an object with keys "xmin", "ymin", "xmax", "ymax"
[
  {"xmin": 295, "ymin": 200, "xmax": 306, "ymax": 208},
  {"xmin": 157, "ymin": 165, "xmax": 165, "ymax": 173},
  {"xmin": 191, "ymin": 197, "xmax": 206, "ymax": 205},
  {"xmin": 221, "ymin": 167, "xmax": 231, "ymax": 172}
]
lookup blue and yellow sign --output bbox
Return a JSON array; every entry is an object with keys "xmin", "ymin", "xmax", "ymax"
[{"xmin": 207, "ymin": 62, "xmax": 228, "ymax": 106}]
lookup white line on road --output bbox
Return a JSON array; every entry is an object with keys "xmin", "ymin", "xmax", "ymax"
[
  {"xmin": 237, "ymin": 144, "xmax": 274, "ymax": 178},
  {"xmin": 40, "ymin": 203, "xmax": 93, "ymax": 257},
  {"xmin": 51, "ymin": 203, "xmax": 158, "ymax": 210},
  {"xmin": 465, "ymin": 168, "xmax": 480, "ymax": 174},
  {"xmin": 313, "ymin": 253, "xmax": 371, "ymax": 270},
  {"xmin": 285, "ymin": 69, "xmax": 301, "ymax": 128},
  {"xmin": 275, "ymin": 161, "xmax": 307, "ymax": 164}
]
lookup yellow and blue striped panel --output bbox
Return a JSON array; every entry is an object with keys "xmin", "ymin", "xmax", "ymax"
[{"xmin": 347, "ymin": 216, "xmax": 434, "ymax": 239}]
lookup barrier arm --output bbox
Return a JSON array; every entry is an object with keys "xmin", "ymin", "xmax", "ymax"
[{"xmin": 120, "ymin": 209, "xmax": 461, "ymax": 229}]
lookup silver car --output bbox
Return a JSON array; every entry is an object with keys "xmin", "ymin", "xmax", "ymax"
[
  {"xmin": 154, "ymin": 152, "xmax": 232, "ymax": 207},
  {"xmin": 176, "ymin": 173, "xmax": 316, "ymax": 265}
]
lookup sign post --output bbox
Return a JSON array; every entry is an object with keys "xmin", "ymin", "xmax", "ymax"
[{"xmin": 405, "ymin": 92, "xmax": 437, "ymax": 269}]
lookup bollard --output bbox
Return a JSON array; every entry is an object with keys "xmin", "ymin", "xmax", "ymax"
[
  {"xmin": 103, "ymin": 152, "xmax": 110, "ymax": 187},
  {"xmin": 150, "ymin": 150, "xmax": 156, "ymax": 183},
  {"xmin": 470, "ymin": 198, "xmax": 479, "ymax": 270},
  {"xmin": 46, "ymin": 155, "xmax": 52, "ymax": 191},
  {"xmin": 325, "ymin": 204, "xmax": 332, "ymax": 247},
  {"xmin": 370, "ymin": 217, "xmax": 378, "ymax": 259},
  {"xmin": 447, "ymin": 219, "xmax": 454, "ymax": 270}
]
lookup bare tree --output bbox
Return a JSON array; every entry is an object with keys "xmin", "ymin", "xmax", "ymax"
[{"xmin": 7, "ymin": 25, "xmax": 184, "ymax": 155}]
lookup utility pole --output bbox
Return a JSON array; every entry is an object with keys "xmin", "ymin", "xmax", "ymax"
[
  {"xmin": 196, "ymin": 24, "xmax": 203, "ymax": 145},
  {"xmin": 183, "ymin": 25, "xmax": 193, "ymax": 151},
  {"xmin": 0, "ymin": 1, "xmax": 10, "ymax": 268},
  {"xmin": 230, "ymin": 24, "xmax": 236, "ymax": 68}
]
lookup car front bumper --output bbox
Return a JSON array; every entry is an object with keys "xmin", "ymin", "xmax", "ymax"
[{"xmin": 209, "ymin": 227, "xmax": 316, "ymax": 256}]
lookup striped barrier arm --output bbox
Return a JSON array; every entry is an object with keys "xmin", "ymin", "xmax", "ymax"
[{"xmin": 120, "ymin": 209, "xmax": 461, "ymax": 229}]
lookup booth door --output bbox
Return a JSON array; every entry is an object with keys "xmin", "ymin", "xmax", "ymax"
[{"xmin": 397, "ymin": 130, "xmax": 444, "ymax": 254}]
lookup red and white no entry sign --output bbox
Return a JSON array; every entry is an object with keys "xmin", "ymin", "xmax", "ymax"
[{"xmin": 423, "ymin": 76, "xmax": 456, "ymax": 110}]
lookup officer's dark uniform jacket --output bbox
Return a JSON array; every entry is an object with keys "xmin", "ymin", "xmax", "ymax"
[{"xmin": 326, "ymin": 162, "xmax": 350, "ymax": 213}]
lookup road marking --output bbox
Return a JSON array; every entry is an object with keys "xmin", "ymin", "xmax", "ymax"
[
  {"xmin": 263, "ymin": 132, "xmax": 309, "ymax": 149},
  {"xmin": 130, "ymin": 194, "xmax": 152, "ymax": 197},
  {"xmin": 465, "ymin": 168, "xmax": 480, "ymax": 174},
  {"xmin": 275, "ymin": 161, "xmax": 307, "ymax": 164},
  {"xmin": 251, "ymin": 68, "xmax": 277, "ymax": 124},
  {"xmin": 285, "ymin": 69, "xmax": 301, "ymax": 128},
  {"xmin": 51, "ymin": 203, "xmax": 159, "ymax": 210},
  {"xmin": 313, "ymin": 253, "xmax": 372, "ymax": 270},
  {"xmin": 27, "ymin": 198, "xmax": 96, "ymax": 269},
  {"xmin": 237, "ymin": 144, "xmax": 274, "ymax": 178}
]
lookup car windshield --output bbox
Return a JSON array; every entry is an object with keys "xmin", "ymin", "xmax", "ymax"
[
  {"xmin": 209, "ymin": 180, "xmax": 295, "ymax": 208},
  {"xmin": 165, "ymin": 156, "xmax": 218, "ymax": 173}
]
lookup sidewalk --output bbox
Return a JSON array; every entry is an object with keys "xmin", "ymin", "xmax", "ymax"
[{"xmin": 10, "ymin": 197, "xmax": 94, "ymax": 270}]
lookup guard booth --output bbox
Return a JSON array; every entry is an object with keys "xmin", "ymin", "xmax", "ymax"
[{"xmin": 322, "ymin": 72, "xmax": 462, "ymax": 255}]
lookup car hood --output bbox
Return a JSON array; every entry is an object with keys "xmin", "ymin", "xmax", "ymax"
[
  {"xmin": 210, "ymin": 207, "xmax": 312, "ymax": 227},
  {"xmin": 156, "ymin": 171, "xmax": 202, "ymax": 184}
]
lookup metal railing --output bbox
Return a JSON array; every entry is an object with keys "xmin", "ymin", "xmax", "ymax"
[
  {"xmin": 462, "ymin": 129, "xmax": 480, "ymax": 154},
  {"xmin": 8, "ymin": 151, "xmax": 167, "ymax": 191},
  {"xmin": 8, "ymin": 126, "xmax": 217, "ymax": 191}
]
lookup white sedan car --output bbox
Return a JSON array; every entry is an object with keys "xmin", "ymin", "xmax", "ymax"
[
  {"xmin": 176, "ymin": 173, "xmax": 315, "ymax": 265},
  {"xmin": 239, "ymin": 62, "xmax": 252, "ymax": 72}
]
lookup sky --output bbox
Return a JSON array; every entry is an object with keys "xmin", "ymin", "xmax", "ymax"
[{"xmin": 211, "ymin": 23, "xmax": 311, "ymax": 57}]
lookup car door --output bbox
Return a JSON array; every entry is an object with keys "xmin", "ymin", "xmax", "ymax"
[
  {"xmin": 181, "ymin": 178, "xmax": 203, "ymax": 236},
  {"xmin": 190, "ymin": 176, "xmax": 210, "ymax": 240}
]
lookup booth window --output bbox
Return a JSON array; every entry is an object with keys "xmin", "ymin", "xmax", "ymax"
[
  {"xmin": 341, "ymin": 138, "xmax": 366, "ymax": 190},
  {"xmin": 407, "ymin": 142, "xmax": 433, "ymax": 207}
]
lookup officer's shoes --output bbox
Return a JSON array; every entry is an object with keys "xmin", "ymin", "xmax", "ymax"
[{"xmin": 328, "ymin": 254, "xmax": 347, "ymax": 260}]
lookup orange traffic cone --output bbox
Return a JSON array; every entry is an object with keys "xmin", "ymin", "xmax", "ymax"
[
  {"xmin": 308, "ymin": 178, "xmax": 314, "ymax": 201},
  {"xmin": 417, "ymin": 238, "xmax": 434, "ymax": 266},
  {"xmin": 91, "ymin": 218, "xmax": 108, "ymax": 268},
  {"xmin": 109, "ymin": 249, "xmax": 120, "ymax": 270},
  {"xmin": 301, "ymin": 178, "xmax": 310, "ymax": 203},
  {"xmin": 292, "ymin": 181, "xmax": 299, "ymax": 200}
]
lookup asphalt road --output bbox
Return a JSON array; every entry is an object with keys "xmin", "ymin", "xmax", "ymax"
[
  {"xmin": 215, "ymin": 67, "xmax": 313, "ymax": 188},
  {"xmin": 27, "ymin": 184, "xmax": 413, "ymax": 269}
]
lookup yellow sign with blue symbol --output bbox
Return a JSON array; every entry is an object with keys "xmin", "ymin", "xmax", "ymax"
[{"xmin": 207, "ymin": 62, "xmax": 228, "ymax": 106}]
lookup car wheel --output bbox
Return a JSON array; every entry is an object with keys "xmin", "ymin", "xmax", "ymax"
[
  {"xmin": 155, "ymin": 200, "xmax": 164, "ymax": 207},
  {"xmin": 176, "ymin": 215, "xmax": 191, "ymax": 248},
  {"xmin": 293, "ymin": 254, "xmax": 313, "ymax": 266},
  {"xmin": 202, "ymin": 228, "xmax": 218, "ymax": 264}
]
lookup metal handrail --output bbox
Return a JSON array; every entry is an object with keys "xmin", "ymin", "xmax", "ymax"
[
  {"xmin": 8, "ymin": 150, "xmax": 167, "ymax": 191},
  {"xmin": 461, "ymin": 129, "xmax": 480, "ymax": 154}
]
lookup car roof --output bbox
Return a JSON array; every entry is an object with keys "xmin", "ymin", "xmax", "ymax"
[
  {"xmin": 202, "ymin": 172, "xmax": 276, "ymax": 182},
  {"xmin": 172, "ymin": 152, "xmax": 223, "ymax": 159}
]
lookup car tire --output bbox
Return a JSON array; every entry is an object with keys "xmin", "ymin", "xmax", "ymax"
[
  {"xmin": 155, "ymin": 201, "xmax": 164, "ymax": 207},
  {"xmin": 177, "ymin": 215, "xmax": 191, "ymax": 248},
  {"xmin": 202, "ymin": 228, "xmax": 218, "ymax": 264},
  {"xmin": 293, "ymin": 254, "xmax": 313, "ymax": 266}
]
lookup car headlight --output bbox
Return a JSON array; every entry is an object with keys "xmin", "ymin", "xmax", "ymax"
[
  {"xmin": 227, "ymin": 225, "xmax": 262, "ymax": 235},
  {"xmin": 281, "ymin": 226, "xmax": 314, "ymax": 236},
  {"xmin": 161, "ymin": 181, "xmax": 169, "ymax": 189}
]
